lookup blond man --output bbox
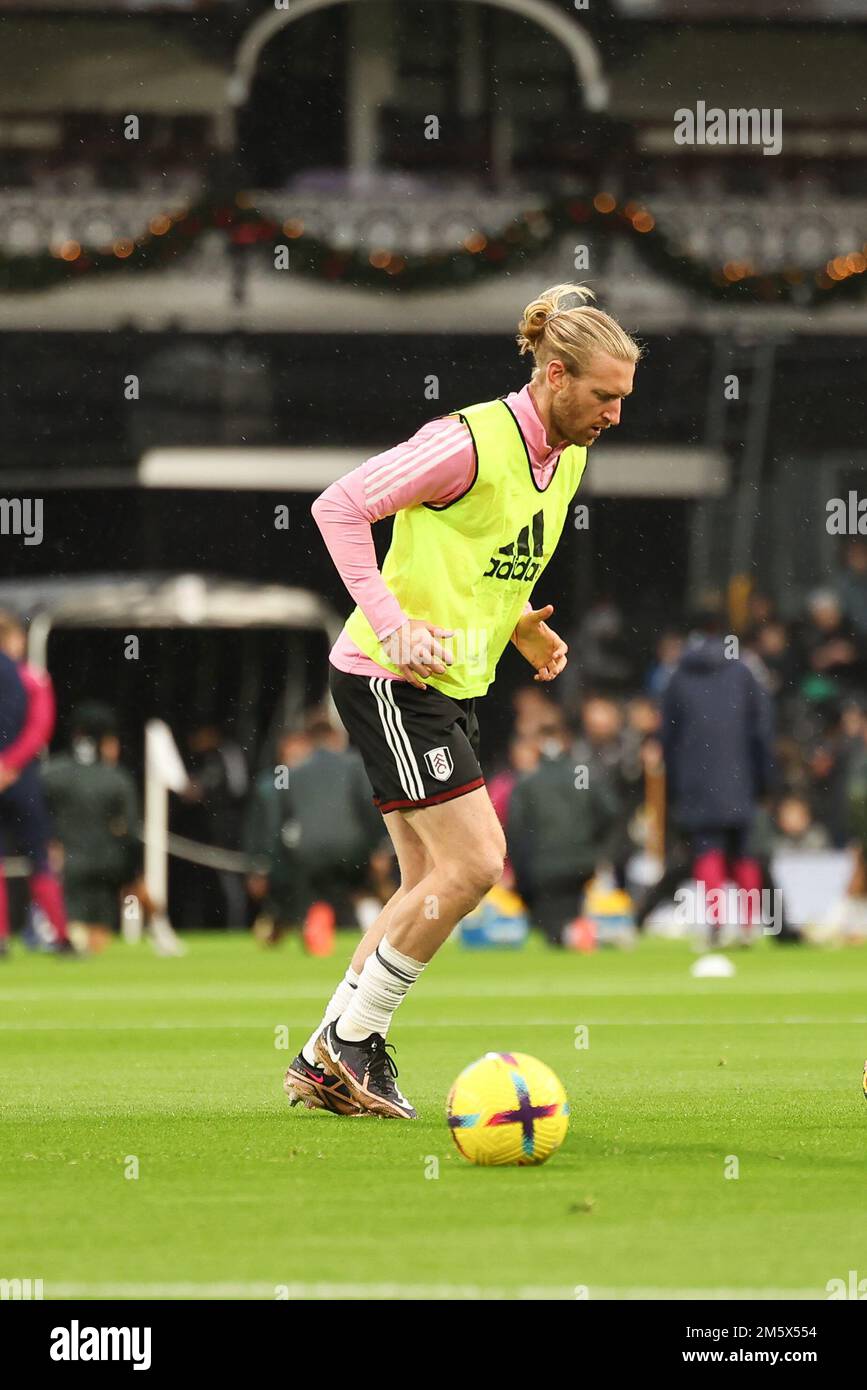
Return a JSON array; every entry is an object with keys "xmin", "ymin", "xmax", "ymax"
[{"xmin": 284, "ymin": 284, "xmax": 642, "ymax": 1118}]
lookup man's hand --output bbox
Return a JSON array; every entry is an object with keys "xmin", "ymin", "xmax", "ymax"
[
  {"xmin": 0, "ymin": 762, "xmax": 18, "ymax": 792},
  {"xmin": 512, "ymin": 604, "xmax": 568, "ymax": 682},
  {"xmin": 383, "ymin": 619, "xmax": 455, "ymax": 690}
]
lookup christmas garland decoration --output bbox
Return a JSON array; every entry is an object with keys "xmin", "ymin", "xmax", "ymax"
[{"xmin": 0, "ymin": 190, "xmax": 864, "ymax": 307}]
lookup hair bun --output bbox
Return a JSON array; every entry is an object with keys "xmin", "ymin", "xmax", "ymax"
[
  {"xmin": 516, "ymin": 304, "xmax": 551, "ymax": 355},
  {"xmin": 516, "ymin": 283, "xmax": 596, "ymax": 356}
]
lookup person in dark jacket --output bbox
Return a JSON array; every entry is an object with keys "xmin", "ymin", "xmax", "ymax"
[
  {"xmin": 662, "ymin": 611, "xmax": 775, "ymax": 935},
  {"xmin": 507, "ymin": 717, "xmax": 619, "ymax": 945},
  {"xmin": 42, "ymin": 703, "xmax": 140, "ymax": 945},
  {"xmin": 279, "ymin": 714, "xmax": 383, "ymax": 953},
  {"xmin": 244, "ymin": 728, "xmax": 311, "ymax": 944},
  {"xmin": 175, "ymin": 723, "xmax": 249, "ymax": 929}
]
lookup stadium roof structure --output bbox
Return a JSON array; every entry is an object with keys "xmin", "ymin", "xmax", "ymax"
[
  {"xmin": 139, "ymin": 444, "xmax": 729, "ymax": 497},
  {"xmin": 610, "ymin": 27, "xmax": 867, "ymax": 125},
  {"xmin": 0, "ymin": 571, "xmax": 344, "ymax": 668},
  {"xmin": 0, "ymin": 20, "xmax": 228, "ymax": 116}
]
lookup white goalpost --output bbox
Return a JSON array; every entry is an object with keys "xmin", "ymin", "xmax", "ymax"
[{"xmin": 139, "ymin": 719, "xmax": 190, "ymax": 956}]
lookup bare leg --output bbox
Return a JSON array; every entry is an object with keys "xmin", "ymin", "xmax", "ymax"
[
  {"xmin": 367, "ymin": 785, "xmax": 506, "ymax": 962},
  {"xmin": 348, "ymin": 810, "xmax": 433, "ymax": 974},
  {"xmin": 301, "ymin": 788, "xmax": 504, "ymax": 1073},
  {"xmin": 314, "ymin": 786, "xmax": 507, "ymax": 1113},
  {"xmin": 297, "ymin": 812, "xmax": 434, "ymax": 1063}
]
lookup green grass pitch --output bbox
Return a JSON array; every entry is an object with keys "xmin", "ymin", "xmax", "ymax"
[{"xmin": 1, "ymin": 933, "xmax": 865, "ymax": 1301}]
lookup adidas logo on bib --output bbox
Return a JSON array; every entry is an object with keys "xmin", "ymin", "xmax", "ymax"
[
  {"xmin": 424, "ymin": 747, "xmax": 454, "ymax": 782},
  {"xmin": 483, "ymin": 509, "xmax": 545, "ymax": 582}
]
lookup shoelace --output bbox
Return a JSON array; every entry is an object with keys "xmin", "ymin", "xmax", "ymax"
[{"xmin": 368, "ymin": 1038, "xmax": 400, "ymax": 1089}]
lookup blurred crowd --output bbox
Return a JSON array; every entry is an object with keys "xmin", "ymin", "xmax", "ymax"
[
  {"xmin": 550, "ymin": 539, "xmax": 867, "ymax": 860},
  {"xmin": 70, "ymin": 530, "xmax": 867, "ymax": 948},
  {"xmin": 487, "ymin": 536, "xmax": 867, "ymax": 942},
  {"xmin": 7, "ymin": 540, "xmax": 867, "ymax": 953},
  {"xmin": 38, "ymin": 705, "xmax": 396, "ymax": 955}
]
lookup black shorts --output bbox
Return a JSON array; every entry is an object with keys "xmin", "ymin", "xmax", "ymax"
[{"xmin": 329, "ymin": 666, "xmax": 484, "ymax": 815}]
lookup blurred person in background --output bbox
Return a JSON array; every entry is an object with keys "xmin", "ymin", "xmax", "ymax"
[
  {"xmin": 176, "ymin": 722, "xmax": 249, "ymax": 929},
  {"xmin": 277, "ymin": 713, "xmax": 384, "ymax": 955},
  {"xmin": 355, "ymin": 837, "xmax": 399, "ymax": 933},
  {"xmin": 795, "ymin": 589, "xmax": 863, "ymax": 694},
  {"xmin": 612, "ymin": 696, "xmax": 664, "ymax": 887},
  {"xmin": 573, "ymin": 694, "xmax": 627, "ymax": 786},
  {"xmin": 662, "ymin": 609, "xmax": 775, "ymax": 940},
  {"xmin": 510, "ymin": 685, "xmax": 559, "ymax": 741},
  {"xmin": 745, "ymin": 592, "xmax": 777, "ymax": 632},
  {"xmin": 804, "ymin": 701, "xmax": 865, "ymax": 848},
  {"xmin": 487, "ymin": 731, "xmax": 540, "ymax": 888},
  {"xmin": 644, "ymin": 631, "xmax": 684, "ymax": 698},
  {"xmin": 771, "ymin": 795, "xmax": 830, "ymax": 853},
  {"xmin": 0, "ymin": 611, "xmax": 72, "ymax": 957},
  {"xmin": 745, "ymin": 619, "xmax": 797, "ymax": 698},
  {"xmin": 571, "ymin": 693, "xmax": 634, "ymax": 882},
  {"xmin": 635, "ymin": 787, "xmax": 798, "ymax": 943},
  {"xmin": 573, "ymin": 596, "xmax": 635, "ymax": 694},
  {"xmin": 633, "ymin": 830, "xmax": 692, "ymax": 931},
  {"xmin": 507, "ymin": 716, "xmax": 619, "ymax": 945},
  {"xmin": 845, "ymin": 724, "xmax": 867, "ymax": 897},
  {"xmin": 560, "ymin": 596, "xmax": 635, "ymax": 718},
  {"xmin": 625, "ymin": 694, "xmax": 661, "ymax": 743},
  {"xmin": 42, "ymin": 703, "xmax": 140, "ymax": 951},
  {"xmin": 244, "ymin": 727, "xmax": 310, "ymax": 946},
  {"xmin": 834, "ymin": 538, "xmax": 867, "ymax": 643}
]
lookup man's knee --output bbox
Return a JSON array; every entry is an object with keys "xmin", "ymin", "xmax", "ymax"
[
  {"xmin": 398, "ymin": 848, "xmax": 433, "ymax": 892},
  {"xmin": 446, "ymin": 831, "xmax": 505, "ymax": 899}
]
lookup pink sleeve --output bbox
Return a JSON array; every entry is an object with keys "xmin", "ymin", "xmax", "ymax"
[
  {"xmin": 311, "ymin": 416, "xmax": 475, "ymax": 640},
  {"xmin": 0, "ymin": 666, "xmax": 56, "ymax": 771}
]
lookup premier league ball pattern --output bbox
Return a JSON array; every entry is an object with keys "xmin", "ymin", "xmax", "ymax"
[{"xmin": 447, "ymin": 1051, "xmax": 569, "ymax": 1166}]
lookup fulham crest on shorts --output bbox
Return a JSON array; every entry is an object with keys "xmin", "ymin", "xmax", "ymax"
[{"xmin": 424, "ymin": 746, "xmax": 454, "ymax": 781}]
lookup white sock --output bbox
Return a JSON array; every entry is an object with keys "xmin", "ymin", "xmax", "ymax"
[
  {"xmin": 301, "ymin": 966, "xmax": 360, "ymax": 1066},
  {"xmin": 335, "ymin": 938, "xmax": 426, "ymax": 1042}
]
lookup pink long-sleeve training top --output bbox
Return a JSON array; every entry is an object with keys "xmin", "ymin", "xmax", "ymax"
[
  {"xmin": 311, "ymin": 383, "xmax": 566, "ymax": 684},
  {"xmin": 0, "ymin": 665, "xmax": 56, "ymax": 772}
]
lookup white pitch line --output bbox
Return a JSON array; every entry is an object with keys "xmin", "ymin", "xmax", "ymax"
[
  {"xmin": 0, "ymin": 981, "xmax": 856, "ymax": 1005},
  {"xmin": 45, "ymin": 1281, "xmax": 824, "ymax": 1302},
  {"xmin": 0, "ymin": 1017, "xmax": 864, "ymax": 1033}
]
